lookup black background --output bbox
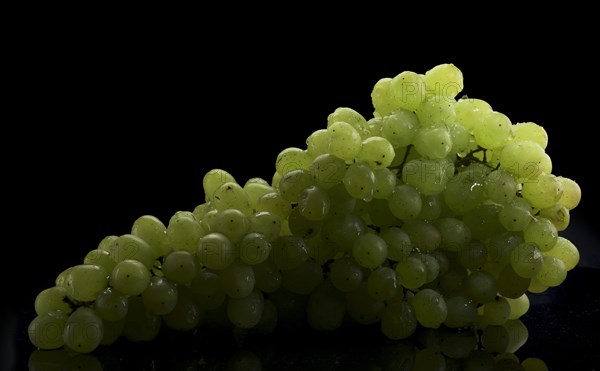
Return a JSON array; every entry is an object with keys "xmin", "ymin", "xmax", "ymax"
[{"xmin": 4, "ymin": 11, "xmax": 600, "ymax": 370}]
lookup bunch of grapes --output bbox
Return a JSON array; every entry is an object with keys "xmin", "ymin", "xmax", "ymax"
[{"xmin": 29, "ymin": 64, "xmax": 580, "ymax": 365}]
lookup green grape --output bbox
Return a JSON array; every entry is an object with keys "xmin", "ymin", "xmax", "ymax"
[
  {"xmin": 523, "ymin": 217, "xmax": 557, "ymax": 251},
  {"xmin": 253, "ymin": 260, "xmax": 283, "ymax": 293},
  {"xmin": 413, "ymin": 125, "xmax": 453, "ymax": 159},
  {"xmin": 210, "ymin": 208, "xmax": 250, "ymax": 243},
  {"xmin": 388, "ymin": 184, "xmax": 422, "ymax": 220},
  {"xmin": 97, "ymin": 235, "xmax": 118, "ymax": 253},
  {"xmin": 443, "ymin": 170, "xmax": 486, "ymax": 216},
  {"xmin": 367, "ymin": 116, "xmax": 384, "ymax": 137},
  {"xmin": 510, "ymin": 243, "xmax": 543, "ymax": 278},
  {"xmin": 330, "ymin": 256, "xmax": 364, "ymax": 292},
  {"xmin": 402, "ymin": 220, "xmax": 441, "ymax": 253},
  {"xmin": 463, "ymin": 349, "xmax": 495, "ymax": 371},
  {"xmin": 34, "ymin": 286, "xmax": 72, "ymax": 315},
  {"xmin": 55, "ymin": 267, "xmax": 72, "ymax": 288},
  {"xmin": 373, "ymin": 167, "xmax": 396, "ymax": 199},
  {"xmin": 343, "ymin": 162, "xmax": 376, "ymax": 200},
  {"xmin": 482, "ymin": 296, "xmax": 510, "ymax": 325},
  {"xmin": 439, "ymin": 265, "xmax": 468, "ymax": 296},
  {"xmin": 435, "ymin": 217, "xmax": 471, "ymax": 252},
  {"xmin": 543, "ymin": 236, "xmax": 579, "ymax": 270},
  {"xmin": 212, "ymin": 181, "xmax": 252, "ymax": 215},
  {"xmin": 327, "ymin": 106, "xmax": 370, "ymax": 138},
  {"xmin": 416, "ymin": 96, "xmax": 456, "ymax": 126},
  {"xmin": 497, "ymin": 264, "xmax": 530, "ymax": 299},
  {"xmin": 163, "ymin": 287, "xmax": 202, "ymax": 331},
  {"xmin": 203, "ymin": 169, "xmax": 236, "ymax": 201},
  {"xmin": 131, "ymin": 215, "xmax": 170, "ymax": 258},
  {"xmin": 498, "ymin": 199, "xmax": 534, "ymax": 232},
  {"xmin": 440, "ymin": 330, "xmax": 478, "ymax": 359},
  {"xmin": 197, "ymin": 233, "xmax": 236, "ymax": 270},
  {"xmin": 189, "ymin": 270, "xmax": 226, "ymax": 310},
  {"xmin": 447, "ymin": 121, "xmax": 470, "ymax": 153},
  {"xmin": 248, "ymin": 211, "xmax": 281, "ymax": 241},
  {"xmin": 123, "ymin": 296, "xmax": 161, "ymax": 342},
  {"xmin": 28, "ymin": 310, "xmax": 68, "ymax": 350},
  {"xmin": 83, "ymin": 249, "xmax": 116, "ymax": 276},
  {"xmin": 521, "ymin": 357, "xmax": 548, "ymax": 371},
  {"xmin": 458, "ymin": 241, "xmax": 488, "ymax": 270},
  {"xmin": 162, "ymin": 250, "xmax": 196, "ymax": 284},
  {"xmin": 425, "ymin": 63, "xmax": 464, "ymax": 99},
  {"xmin": 511, "ymin": 122, "xmax": 548, "ymax": 149},
  {"xmin": 367, "ymin": 266, "xmax": 399, "ymax": 301},
  {"xmin": 352, "ymin": 233, "xmax": 388, "ymax": 269},
  {"xmin": 535, "ymin": 255, "xmax": 567, "ymax": 287},
  {"xmin": 403, "ymin": 157, "xmax": 454, "ymax": 195},
  {"xmin": 310, "ymin": 153, "xmax": 347, "ymax": 189},
  {"xmin": 462, "ymin": 204, "xmax": 504, "ymax": 240},
  {"xmin": 270, "ymin": 235, "xmax": 309, "ymax": 270},
  {"xmin": 505, "ymin": 318, "xmax": 529, "ymax": 353},
  {"xmin": 346, "ymin": 282, "xmax": 385, "ymax": 324},
  {"xmin": 113, "ymin": 234, "xmax": 155, "ymax": 269},
  {"xmin": 141, "ymin": 276, "xmax": 178, "ymax": 315},
  {"xmin": 244, "ymin": 181, "xmax": 274, "ymax": 211},
  {"xmin": 473, "ymin": 111, "xmax": 513, "ymax": 149},
  {"xmin": 507, "ymin": 294, "xmax": 530, "ymax": 320},
  {"xmin": 306, "ymin": 129, "xmax": 330, "ymax": 158},
  {"xmin": 238, "ymin": 232, "xmax": 271, "ymax": 265},
  {"xmin": 94, "ymin": 287, "xmax": 128, "ymax": 321},
  {"xmin": 528, "ymin": 276, "xmax": 549, "ymax": 293},
  {"xmin": 275, "ymin": 147, "xmax": 312, "ymax": 175},
  {"xmin": 416, "ymin": 252, "xmax": 441, "ymax": 283},
  {"xmin": 390, "ymin": 70, "xmax": 426, "ymax": 112},
  {"xmin": 380, "ymin": 300, "xmax": 417, "ymax": 340},
  {"xmin": 281, "ymin": 259, "xmax": 323, "ymax": 295},
  {"xmin": 408, "ymin": 288, "xmax": 447, "ymax": 328},
  {"xmin": 371, "ymin": 77, "xmax": 397, "ymax": 117},
  {"xmin": 444, "ymin": 296, "xmax": 476, "ymax": 328},
  {"xmin": 255, "ymin": 191, "xmax": 291, "ymax": 221},
  {"xmin": 484, "ymin": 169, "xmax": 517, "ymax": 204},
  {"xmin": 305, "ymin": 234, "xmax": 335, "ymax": 265},
  {"xmin": 481, "ymin": 325, "xmax": 510, "ymax": 353},
  {"xmin": 325, "ymin": 183, "xmax": 356, "ymax": 217},
  {"xmin": 380, "ymin": 227, "xmax": 412, "ymax": 261},
  {"xmin": 63, "ymin": 307, "xmax": 103, "ymax": 353},
  {"xmin": 193, "ymin": 202, "xmax": 212, "ymax": 220},
  {"xmin": 297, "ymin": 185, "xmax": 330, "ymax": 221},
  {"xmin": 100, "ymin": 319, "xmax": 124, "ymax": 346},
  {"xmin": 556, "ymin": 176, "xmax": 581, "ymax": 210},
  {"xmin": 253, "ymin": 299, "xmax": 278, "ymax": 334},
  {"xmin": 487, "ymin": 232, "xmax": 523, "ymax": 264},
  {"xmin": 109, "ymin": 259, "xmax": 151, "ymax": 296},
  {"xmin": 219, "ymin": 260, "xmax": 255, "ymax": 298},
  {"xmin": 431, "ymin": 250, "xmax": 451, "ymax": 276},
  {"xmin": 63, "ymin": 264, "xmax": 108, "ymax": 302},
  {"xmin": 521, "ymin": 173, "xmax": 563, "ymax": 209},
  {"xmin": 418, "ymin": 194, "xmax": 442, "ymax": 221},
  {"xmin": 327, "ymin": 121, "xmax": 362, "ymax": 161},
  {"xmin": 278, "ymin": 169, "xmax": 315, "ymax": 202},
  {"xmin": 455, "ymin": 97, "xmax": 493, "ymax": 131},
  {"xmin": 321, "ymin": 214, "xmax": 367, "ymax": 252},
  {"xmin": 355, "ymin": 136, "xmax": 395, "ymax": 169},
  {"xmin": 466, "ymin": 270, "xmax": 497, "ymax": 304},
  {"xmin": 307, "ymin": 280, "xmax": 346, "ymax": 331},
  {"xmin": 539, "ymin": 203, "xmax": 570, "ymax": 231},
  {"xmin": 395, "ymin": 256, "xmax": 427, "ymax": 289},
  {"xmin": 499, "ymin": 140, "xmax": 546, "ymax": 180},
  {"xmin": 381, "ymin": 108, "xmax": 419, "ymax": 147}
]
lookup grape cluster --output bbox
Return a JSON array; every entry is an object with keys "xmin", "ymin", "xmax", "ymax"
[{"xmin": 29, "ymin": 64, "xmax": 581, "ymax": 359}]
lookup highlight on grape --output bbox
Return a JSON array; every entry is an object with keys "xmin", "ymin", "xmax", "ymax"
[{"xmin": 28, "ymin": 64, "xmax": 578, "ymax": 370}]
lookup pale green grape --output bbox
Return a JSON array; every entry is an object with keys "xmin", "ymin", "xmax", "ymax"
[
  {"xmin": 203, "ymin": 169, "xmax": 236, "ymax": 201},
  {"xmin": 371, "ymin": 77, "xmax": 397, "ymax": 117},
  {"xmin": 402, "ymin": 220, "xmax": 441, "ymax": 252},
  {"xmin": 367, "ymin": 116, "xmax": 383, "ymax": 136},
  {"xmin": 369, "ymin": 198, "xmax": 401, "ymax": 229},
  {"xmin": 557, "ymin": 176, "xmax": 581, "ymax": 210},
  {"xmin": 306, "ymin": 129, "xmax": 330, "ymax": 158},
  {"xmin": 521, "ymin": 173, "xmax": 563, "ymax": 209},
  {"xmin": 189, "ymin": 270, "xmax": 226, "ymax": 310},
  {"xmin": 270, "ymin": 235, "xmax": 308, "ymax": 270},
  {"xmin": 325, "ymin": 183, "xmax": 356, "ymax": 217},
  {"xmin": 473, "ymin": 111, "xmax": 513, "ymax": 149},
  {"xmin": 94, "ymin": 287, "xmax": 128, "ymax": 321},
  {"xmin": 329, "ymin": 256, "xmax": 363, "ymax": 292},
  {"xmin": 402, "ymin": 158, "xmax": 454, "ymax": 195},
  {"xmin": 425, "ymin": 63, "xmax": 463, "ymax": 99},
  {"xmin": 372, "ymin": 167, "xmax": 396, "ymax": 199},
  {"xmin": 535, "ymin": 255, "xmax": 567, "ymax": 287},
  {"xmin": 521, "ymin": 357, "xmax": 548, "ymax": 371},
  {"xmin": 297, "ymin": 185, "xmax": 330, "ymax": 221},
  {"xmin": 64, "ymin": 265, "xmax": 108, "ymax": 302},
  {"xmin": 307, "ymin": 281, "xmax": 346, "ymax": 331},
  {"xmin": 356, "ymin": 136, "xmax": 395, "ymax": 169},
  {"xmin": 243, "ymin": 181, "xmax": 274, "ymax": 210},
  {"xmin": 239, "ymin": 232, "xmax": 272, "ymax": 265},
  {"xmin": 327, "ymin": 106, "xmax": 370, "ymax": 138},
  {"xmin": 248, "ymin": 211, "xmax": 281, "ymax": 241},
  {"xmin": 131, "ymin": 215, "xmax": 170, "ymax": 258},
  {"xmin": 408, "ymin": 288, "xmax": 447, "ymax": 328},
  {"xmin": 443, "ymin": 170, "xmax": 486, "ymax": 216},
  {"xmin": 482, "ymin": 296, "xmax": 510, "ymax": 325},
  {"xmin": 507, "ymin": 294, "xmax": 530, "ymax": 319},
  {"xmin": 162, "ymin": 250, "xmax": 196, "ymax": 284},
  {"xmin": 327, "ymin": 121, "xmax": 362, "ymax": 161},
  {"xmin": 367, "ymin": 266, "xmax": 399, "ymax": 301},
  {"xmin": 141, "ymin": 276, "xmax": 178, "ymax": 315},
  {"xmin": 439, "ymin": 265, "xmax": 468, "ymax": 296},
  {"xmin": 98, "ymin": 235, "xmax": 118, "ymax": 253},
  {"xmin": 228, "ymin": 289, "xmax": 264, "ymax": 329},
  {"xmin": 305, "ymin": 234, "xmax": 335, "ymax": 265},
  {"xmin": 435, "ymin": 217, "xmax": 471, "ymax": 252},
  {"xmin": 499, "ymin": 140, "xmax": 546, "ymax": 179},
  {"xmin": 321, "ymin": 214, "xmax": 367, "ymax": 252},
  {"xmin": 390, "ymin": 70, "xmax": 426, "ymax": 112},
  {"xmin": 455, "ymin": 97, "xmax": 493, "ymax": 131},
  {"xmin": 381, "ymin": 108, "xmax": 419, "ymax": 147},
  {"xmin": 498, "ymin": 199, "xmax": 534, "ymax": 231},
  {"xmin": 346, "ymin": 282, "xmax": 385, "ymax": 324},
  {"xmin": 219, "ymin": 260, "xmax": 255, "ymax": 298},
  {"xmin": 388, "ymin": 184, "xmax": 422, "ymax": 220},
  {"xmin": 123, "ymin": 296, "xmax": 161, "ymax": 342},
  {"xmin": 210, "ymin": 208, "xmax": 250, "ymax": 243},
  {"xmin": 83, "ymin": 249, "xmax": 116, "ymax": 276},
  {"xmin": 343, "ymin": 162, "xmax": 375, "ymax": 200},
  {"xmin": 352, "ymin": 233, "xmax": 388, "ymax": 269},
  {"xmin": 395, "ymin": 256, "xmax": 427, "ymax": 289},
  {"xmin": 458, "ymin": 241, "xmax": 488, "ymax": 270},
  {"xmin": 253, "ymin": 260, "xmax": 282, "ymax": 293},
  {"xmin": 55, "ymin": 267, "xmax": 72, "ymax": 288},
  {"xmin": 255, "ymin": 191, "xmax": 291, "ymax": 221},
  {"xmin": 497, "ymin": 264, "xmax": 530, "ymax": 299},
  {"xmin": 539, "ymin": 203, "xmax": 570, "ymax": 231},
  {"xmin": 28, "ymin": 310, "xmax": 68, "ymax": 350},
  {"xmin": 63, "ymin": 307, "xmax": 103, "ymax": 353},
  {"xmin": 523, "ymin": 217, "xmax": 557, "ymax": 251},
  {"xmin": 281, "ymin": 259, "xmax": 323, "ymax": 295},
  {"xmin": 462, "ymin": 204, "xmax": 504, "ymax": 240},
  {"xmin": 487, "ymin": 232, "xmax": 523, "ymax": 264},
  {"xmin": 416, "ymin": 96, "xmax": 456, "ymax": 126},
  {"xmin": 413, "ymin": 125, "xmax": 453, "ymax": 159},
  {"xmin": 444, "ymin": 296, "xmax": 476, "ymax": 328},
  {"xmin": 112, "ymin": 234, "xmax": 155, "ymax": 269},
  {"xmin": 418, "ymin": 194, "xmax": 442, "ymax": 221},
  {"xmin": 109, "ymin": 259, "xmax": 151, "ymax": 296},
  {"xmin": 162, "ymin": 287, "xmax": 202, "ymax": 331},
  {"xmin": 505, "ymin": 318, "xmax": 529, "ymax": 353},
  {"xmin": 528, "ymin": 277, "xmax": 549, "ymax": 293},
  {"xmin": 447, "ymin": 121, "xmax": 470, "ymax": 153},
  {"xmin": 484, "ymin": 169, "xmax": 517, "ymax": 204},
  {"xmin": 510, "ymin": 243, "xmax": 543, "ymax": 278},
  {"xmin": 379, "ymin": 300, "xmax": 417, "ymax": 341},
  {"xmin": 310, "ymin": 153, "xmax": 346, "ymax": 189},
  {"xmin": 543, "ymin": 236, "xmax": 579, "ymax": 270},
  {"xmin": 275, "ymin": 147, "xmax": 312, "ymax": 176},
  {"xmin": 212, "ymin": 181, "xmax": 252, "ymax": 215},
  {"xmin": 379, "ymin": 227, "xmax": 412, "ymax": 261},
  {"xmin": 278, "ymin": 169, "xmax": 315, "ymax": 202},
  {"xmin": 197, "ymin": 233, "xmax": 236, "ymax": 270},
  {"xmin": 416, "ymin": 252, "xmax": 441, "ymax": 283},
  {"xmin": 466, "ymin": 270, "xmax": 497, "ymax": 304},
  {"xmin": 35, "ymin": 286, "xmax": 72, "ymax": 315},
  {"xmin": 511, "ymin": 122, "xmax": 548, "ymax": 149}
]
